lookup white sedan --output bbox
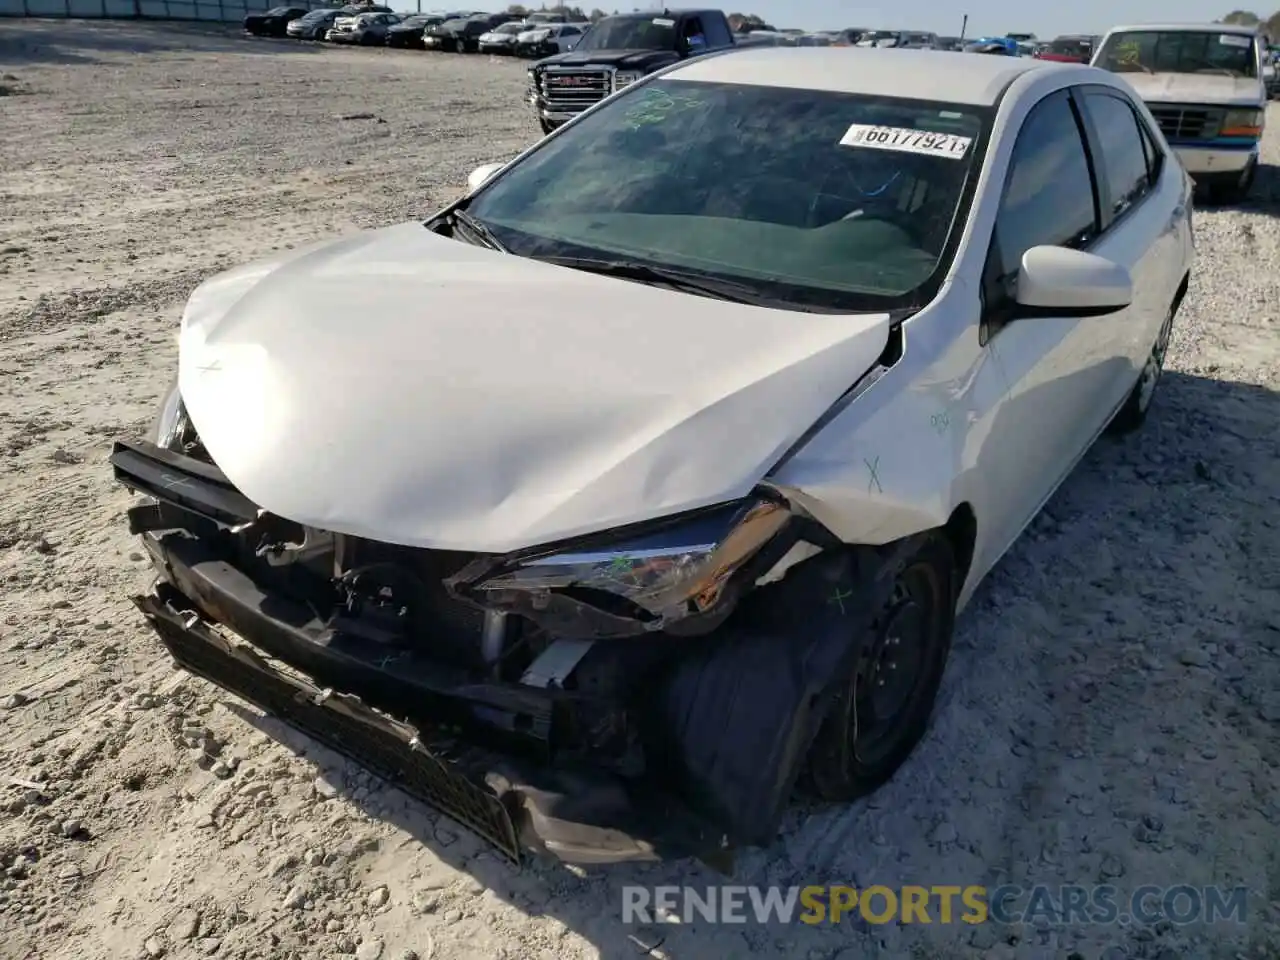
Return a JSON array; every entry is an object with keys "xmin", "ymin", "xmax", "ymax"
[{"xmin": 113, "ymin": 47, "xmax": 1193, "ymax": 868}]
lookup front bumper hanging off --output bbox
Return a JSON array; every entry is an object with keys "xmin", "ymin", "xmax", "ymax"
[
  {"xmin": 138, "ymin": 591, "xmax": 524, "ymax": 858},
  {"xmin": 111, "ymin": 438, "xmax": 900, "ymax": 869}
]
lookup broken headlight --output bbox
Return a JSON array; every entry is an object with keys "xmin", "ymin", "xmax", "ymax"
[
  {"xmin": 148, "ymin": 381, "xmax": 188, "ymax": 451},
  {"xmin": 471, "ymin": 497, "xmax": 791, "ymax": 625}
]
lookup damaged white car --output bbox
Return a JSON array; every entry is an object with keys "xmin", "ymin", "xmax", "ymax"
[{"xmin": 113, "ymin": 47, "xmax": 1194, "ymax": 869}]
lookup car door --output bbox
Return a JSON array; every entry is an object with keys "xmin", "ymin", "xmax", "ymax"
[
  {"xmin": 978, "ymin": 87, "xmax": 1113, "ymax": 556},
  {"xmin": 1073, "ymin": 85, "xmax": 1184, "ymax": 415},
  {"xmin": 701, "ymin": 14, "xmax": 734, "ymax": 50}
]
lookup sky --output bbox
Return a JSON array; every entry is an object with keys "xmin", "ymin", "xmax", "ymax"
[
  {"xmin": 732, "ymin": 0, "xmax": 1239, "ymax": 36},
  {"xmin": 471, "ymin": 0, "xmax": 1244, "ymax": 40}
]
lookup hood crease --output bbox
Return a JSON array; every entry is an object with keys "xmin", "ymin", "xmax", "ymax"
[{"xmin": 177, "ymin": 222, "xmax": 893, "ymax": 552}]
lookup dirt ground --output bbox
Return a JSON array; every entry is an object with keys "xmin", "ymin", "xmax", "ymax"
[{"xmin": 1, "ymin": 19, "xmax": 1279, "ymax": 960}]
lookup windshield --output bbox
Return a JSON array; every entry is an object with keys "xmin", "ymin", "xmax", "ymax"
[
  {"xmin": 574, "ymin": 16, "xmax": 676, "ymax": 51},
  {"xmin": 1096, "ymin": 30, "xmax": 1258, "ymax": 77},
  {"xmin": 463, "ymin": 79, "xmax": 987, "ymax": 313},
  {"xmin": 265, "ymin": 6, "xmax": 293, "ymax": 14},
  {"xmin": 299, "ymin": 9, "xmax": 332, "ymax": 19},
  {"xmin": 491, "ymin": 21, "xmax": 523, "ymax": 33},
  {"xmin": 859, "ymin": 30, "xmax": 896, "ymax": 42}
]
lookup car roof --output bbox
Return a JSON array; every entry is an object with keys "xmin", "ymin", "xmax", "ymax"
[
  {"xmin": 666, "ymin": 46, "xmax": 1070, "ymax": 105},
  {"xmin": 1106, "ymin": 22, "xmax": 1259, "ymax": 34}
]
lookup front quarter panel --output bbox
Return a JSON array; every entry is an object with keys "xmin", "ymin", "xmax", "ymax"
[{"xmin": 767, "ymin": 282, "xmax": 1004, "ymax": 609}]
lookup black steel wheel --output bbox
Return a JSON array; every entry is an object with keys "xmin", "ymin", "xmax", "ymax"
[{"xmin": 806, "ymin": 533, "xmax": 956, "ymax": 801}]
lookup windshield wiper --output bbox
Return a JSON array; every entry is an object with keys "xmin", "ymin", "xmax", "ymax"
[
  {"xmin": 445, "ymin": 208, "xmax": 508, "ymax": 252},
  {"xmin": 532, "ymin": 255, "xmax": 803, "ymax": 308}
]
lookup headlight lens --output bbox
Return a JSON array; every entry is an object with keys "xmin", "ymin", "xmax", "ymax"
[
  {"xmin": 1222, "ymin": 108, "xmax": 1264, "ymax": 134},
  {"xmin": 148, "ymin": 382, "xmax": 187, "ymax": 451},
  {"xmin": 473, "ymin": 498, "xmax": 790, "ymax": 621}
]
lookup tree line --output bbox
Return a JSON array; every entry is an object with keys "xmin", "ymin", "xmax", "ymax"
[{"xmin": 1219, "ymin": 9, "xmax": 1280, "ymax": 39}]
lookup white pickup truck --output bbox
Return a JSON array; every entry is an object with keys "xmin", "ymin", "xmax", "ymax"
[{"xmin": 1093, "ymin": 22, "xmax": 1268, "ymax": 202}]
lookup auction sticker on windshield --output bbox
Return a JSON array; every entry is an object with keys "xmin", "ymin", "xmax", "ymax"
[
  {"xmin": 839, "ymin": 124, "xmax": 973, "ymax": 159},
  {"xmin": 1218, "ymin": 33, "xmax": 1251, "ymax": 47}
]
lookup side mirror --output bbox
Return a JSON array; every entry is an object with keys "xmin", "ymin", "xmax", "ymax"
[
  {"xmin": 467, "ymin": 161, "xmax": 506, "ymax": 192},
  {"xmin": 1012, "ymin": 245, "xmax": 1132, "ymax": 319}
]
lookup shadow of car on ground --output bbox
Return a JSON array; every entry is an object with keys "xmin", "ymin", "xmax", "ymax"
[{"xmin": 1194, "ymin": 160, "xmax": 1280, "ymax": 213}]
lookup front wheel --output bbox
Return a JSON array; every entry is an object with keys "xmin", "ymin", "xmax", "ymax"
[{"xmin": 805, "ymin": 532, "xmax": 956, "ymax": 801}]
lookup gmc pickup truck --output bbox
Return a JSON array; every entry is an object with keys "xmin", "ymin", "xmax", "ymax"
[{"xmin": 527, "ymin": 8, "xmax": 735, "ymax": 133}]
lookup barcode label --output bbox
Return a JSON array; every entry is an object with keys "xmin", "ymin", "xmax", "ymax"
[{"xmin": 839, "ymin": 124, "xmax": 973, "ymax": 159}]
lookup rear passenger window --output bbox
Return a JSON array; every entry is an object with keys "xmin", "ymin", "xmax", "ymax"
[
  {"xmin": 702, "ymin": 14, "xmax": 733, "ymax": 47},
  {"xmin": 991, "ymin": 90, "xmax": 1098, "ymax": 281},
  {"xmin": 1083, "ymin": 91, "xmax": 1155, "ymax": 221}
]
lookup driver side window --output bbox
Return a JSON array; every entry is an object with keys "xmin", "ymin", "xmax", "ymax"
[{"xmin": 983, "ymin": 89, "xmax": 1100, "ymax": 339}]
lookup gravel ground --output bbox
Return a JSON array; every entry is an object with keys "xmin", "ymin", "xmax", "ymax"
[{"xmin": 2, "ymin": 19, "xmax": 1279, "ymax": 960}]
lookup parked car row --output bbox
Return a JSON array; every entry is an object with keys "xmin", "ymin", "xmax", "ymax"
[
  {"xmin": 248, "ymin": 4, "xmax": 586, "ymax": 55},
  {"xmin": 245, "ymin": 7, "xmax": 1274, "ymax": 204}
]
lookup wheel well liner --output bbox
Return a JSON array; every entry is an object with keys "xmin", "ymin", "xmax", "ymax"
[
  {"xmin": 943, "ymin": 502, "xmax": 976, "ymax": 596},
  {"xmin": 1172, "ymin": 271, "xmax": 1190, "ymax": 315}
]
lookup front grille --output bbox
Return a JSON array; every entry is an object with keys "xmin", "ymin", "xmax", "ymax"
[
  {"xmin": 1148, "ymin": 104, "xmax": 1223, "ymax": 141},
  {"xmin": 138, "ymin": 591, "xmax": 522, "ymax": 862},
  {"xmin": 540, "ymin": 69, "xmax": 611, "ymax": 109}
]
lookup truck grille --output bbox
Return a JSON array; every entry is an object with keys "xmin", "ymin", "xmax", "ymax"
[
  {"xmin": 1148, "ymin": 105, "xmax": 1223, "ymax": 141},
  {"xmin": 540, "ymin": 69, "xmax": 611, "ymax": 109}
]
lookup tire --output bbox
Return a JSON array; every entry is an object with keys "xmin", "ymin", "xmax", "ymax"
[
  {"xmin": 805, "ymin": 532, "xmax": 957, "ymax": 801},
  {"xmin": 1207, "ymin": 156, "xmax": 1257, "ymax": 204},
  {"xmin": 1108, "ymin": 297, "xmax": 1176, "ymax": 435}
]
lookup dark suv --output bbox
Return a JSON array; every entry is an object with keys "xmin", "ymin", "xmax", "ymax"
[
  {"xmin": 528, "ymin": 9, "xmax": 734, "ymax": 133},
  {"xmin": 425, "ymin": 13, "xmax": 514, "ymax": 52}
]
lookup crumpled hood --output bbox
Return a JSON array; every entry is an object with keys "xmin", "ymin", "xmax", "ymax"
[
  {"xmin": 177, "ymin": 223, "xmax": 890, "ymax": 552},
  {"xmin": 1122, "ymin": 71, "xmax": 1264, "ymax": 106}
]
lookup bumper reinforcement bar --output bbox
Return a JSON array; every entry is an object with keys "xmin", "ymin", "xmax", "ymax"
[{"xmin": 135, "ymin": 590, "xmax": 523, "ymax": 863}]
